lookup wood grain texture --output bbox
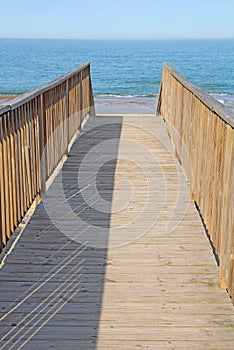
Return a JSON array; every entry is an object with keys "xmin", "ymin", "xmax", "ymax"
[
  {"xmin": 0, "ymin": 115, "xmax": 232, "ymax": 350},
  {"xmin": 157, "ymin": 63, "xmax": 234, "ymax": 302},
  {"xmin": 0, "ymin": 63, "xmax": 95, "ymax": 248}
]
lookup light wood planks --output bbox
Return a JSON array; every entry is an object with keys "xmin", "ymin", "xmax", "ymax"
[
  {"xmin": 0, "ymin": 114, "xmax": 233, "ymax": 350},
  {"xmin": 157, "ymin": 63, "xmax": 234, "ymax": 301}
]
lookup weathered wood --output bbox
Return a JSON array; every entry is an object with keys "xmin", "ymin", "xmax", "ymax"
[
  {"xmin": 0, "ymin": 63, "xmax": 95, "ymax": 248},
  {"xmin": 0, "ymin": 115, "xmax": 232, "ymax": 349},
  {"xmin": 39, "ymin": 94, "xmax": 46, "ymax": 197},
  {"xmin": 159, "ymin": 63, "xmax": 234, "ymax": 127},
  {"xmin": 157, "ymin": 63, "xmax": 234, "ymax": 302}
]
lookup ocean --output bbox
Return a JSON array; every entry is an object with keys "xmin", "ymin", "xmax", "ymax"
[{"xmin": 0, "ymin": 39, "xmax": 234, "ymax": 114}]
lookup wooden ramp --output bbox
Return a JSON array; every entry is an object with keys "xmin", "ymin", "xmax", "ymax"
[{"xmin": 0, "ymin": 114, "xmax": 233, "ymax": 349}]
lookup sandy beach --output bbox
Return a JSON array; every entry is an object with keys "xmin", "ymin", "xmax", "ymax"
[
  {"xmin": 1, "ymin": 94, "xmax": 233, "ymax": 116},
  {"xmin": 0, "ymin": 95, "xmax": 15, "ymax": 104},
  {"xmin": 94, "ymin": 96, "xmax": 157, "ymax": 114},
  {"xmin": 0, "ymin": 95, "xmax": 157, "ymax": 114}
]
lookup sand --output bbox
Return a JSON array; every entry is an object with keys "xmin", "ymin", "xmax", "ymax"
[
  {"xmin": 0, "ymin": 95, "xmax": 16, "ymax": 104},
  {"xmin": 94, "ymin": 97, "xmax": 157, "ymax": 114}
]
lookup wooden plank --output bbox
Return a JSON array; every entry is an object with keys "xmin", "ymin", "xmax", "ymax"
[
  {"xmin": 0, "ymin": 115, "xmax": 233, "ymax": 349},
  {"xmin": 79, "ymin": 70, "xmax": 83, "ymax": 124},
  {"xmin": 2, "ymin": 113, "xmax": 10, "ymax": 238},
  {"xmin": 14, "ymin": 108, "xmax": 22, "ymax": 222},
  {"xmin": 0, "ymin": 117, "xmax": 6, "ymax": 245},
  {"xmin": 24, "ymin": 103, "xmax": 32, "ymax": 208},
  {"xmin": 38, "ymin": 94, "xmax": 46, "ymax": 196},
  {"xmin": 10, "ymin": 110, "xmax": 17, "ymax": 228},
  {"xmin": 0, "ymin": 340, "xmax": 233, "ymax": 350},
  {"xmin": 1, "ymin": 325, "xmax": 233, "ymax": 341},
  {"xmin": 7, "ymin": 111, "xmax": 14, "ymax": 234}
]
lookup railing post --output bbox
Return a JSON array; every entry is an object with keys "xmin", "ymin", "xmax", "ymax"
[
  {"xmin": 66, "ymin": 78, "xmax": 69, "ymax": 151},
  {"xmin": 88, "ymin": 64, "xmax": 96, "ymax": 117},
  {"xmin": 156, "ymin": 82, "xmax": 162, "ymax": 116},
  {"xmin": 0, "ymin": 119, "xmax": 2, "ymax": 249},
  {"xmin": 79, "ymin": 70, "xmax": 83, "ymax": 127},
  {"xmin": 39, "ymin": 94, "xmax": 46, "ymax": 197},
  {"xmin": 87, "ymin": 64, "xmax": 91, "ymax": 117},
  {"xmin": 0, "ymin": 202, "xmax": 2, "ymax": 251}
]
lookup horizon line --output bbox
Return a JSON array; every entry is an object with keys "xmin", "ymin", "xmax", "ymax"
[{"xmin": 0, "ymin": 37, "xmax": 234, "ymax": 41}]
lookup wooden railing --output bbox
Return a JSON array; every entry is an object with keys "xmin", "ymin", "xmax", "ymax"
[
  {"xmin": 0, "ymin": 62, "xmax": 95, "ymax": 249},
  {"xmin": 157, "ymin": 63, "xmax": 234, "ymax": 302}
]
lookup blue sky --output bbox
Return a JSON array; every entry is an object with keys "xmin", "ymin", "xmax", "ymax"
[{"xmin": 0, "ymin": 0, "xmax": 233, "ymax": 40}]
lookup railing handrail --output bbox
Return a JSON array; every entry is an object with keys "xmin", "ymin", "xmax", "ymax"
[
  {"xmin": 0, "ymin": 62, "xmax": 90, "ymax": 111},
  {"xmin": 161, "ymin": 63, "xmax": 234, "ymax": 128}
]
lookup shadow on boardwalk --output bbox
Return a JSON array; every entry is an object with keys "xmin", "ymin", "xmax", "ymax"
[
  {"xmin": 0, "ymin": 116, "xmax": 123, "ymax": 349},
  {"xmin": 0, "ymin": 115, "xmax": 233, "ymax": 350}
]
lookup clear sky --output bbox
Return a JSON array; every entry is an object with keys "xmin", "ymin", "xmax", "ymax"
[{"xmin": 0, "ymin": 0, "xmax": 233, "ymax": 40}]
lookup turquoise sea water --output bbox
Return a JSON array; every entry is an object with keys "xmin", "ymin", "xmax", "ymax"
[{"xmin": 0, "ymin": 39, "xmax": 234, "ymax": 111}]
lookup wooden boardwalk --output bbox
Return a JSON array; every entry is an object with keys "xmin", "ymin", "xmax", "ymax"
[{"xmin": 0, "ymin": 114, "xmax": 233, "ymax": 349}]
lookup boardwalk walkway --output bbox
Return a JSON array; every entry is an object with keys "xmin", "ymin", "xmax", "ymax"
[{"xmin": 0, "ymin": 114, "xmax": 233, "ymax": 349}]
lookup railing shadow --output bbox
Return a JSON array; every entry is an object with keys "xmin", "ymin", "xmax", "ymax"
[{"xmin": 0, "ymin": 116, "xmax": 123, "ymax": 349}]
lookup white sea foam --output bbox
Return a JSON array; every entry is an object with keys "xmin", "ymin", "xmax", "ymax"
[
  {"xmin": 95, "ymin": 94, "xmax": 157, "ymax": 99},
  {"xmin": 210, "ymin": 93, "xmax": 228, "ymax": 97}
]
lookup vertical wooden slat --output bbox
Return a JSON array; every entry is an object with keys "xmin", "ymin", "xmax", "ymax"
[
  {"xmin": 39, "ymin": 94, "xmax": 46, "ymax": 197},
  {"xmin": 35, "ymin": 97, "xmax": 41, "ymax": 193},
  {"xmin": 28, "ymin": 100, "xmax": 34, "ymax": 202},
  {"xmin": 14, "ymin": 109, "xmax": 21, "ymax": 223},
  {"xmin": 0, "ymin": 116, "xmax": 6, "ymax": 245},
  {"xmin": 89, "ymin": 64, "xmax": 96, "ymax": 116},
  {"xmin": 30, "ymin": 99, "xmax": 36, "ymax": 199},
  {"xmin": 7, "ymin": 111, "xmax": 14, "ymax": 234},
  {"xmin": 219, "ymin": 126, "xmax": 234, "ymax": 288},
  {"xmin": 79, "ymin": 70, "xmax": 83, "ymax": 125},
  {"xmin": 2, "ymin": 114, "xmax": 10, "ymax": 239},
  {"xmin": 9, "ymin": 110, "xmax": 17, "ymax": 229},
  {"xmin": 25, "ymin": 102, "xmax": 32, "ymax": 208}
]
